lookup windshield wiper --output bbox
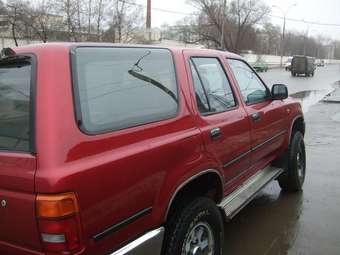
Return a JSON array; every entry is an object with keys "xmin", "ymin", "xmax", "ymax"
[
  {"xmin": 128, "ymin": 50, "xmax": 177, "ymax": 103},
  {"xmin": 128, "ymin": 69, "xmax": 178, "ymax": 103},
  {"xmin": 131, "ymin": 50, "xmax": 151, "ymax": 72}
]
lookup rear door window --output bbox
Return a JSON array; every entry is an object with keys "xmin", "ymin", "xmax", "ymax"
[
  {"xmin": 0, "ymin": 57, "xmax": 33, "ymax": 152},
  {"xmin": 73, "ymin": 47, "xmax": 178, "ymax": 134},
  {"xmin": 190, "ymin": 57, "xmax": 236, "ymax": 114}
]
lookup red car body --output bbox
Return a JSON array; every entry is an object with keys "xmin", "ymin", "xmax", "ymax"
[{"xmin": 0, "ymin": 43, "xmax": 304, "ymax": 255}]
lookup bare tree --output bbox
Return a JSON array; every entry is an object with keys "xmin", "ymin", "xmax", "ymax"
[
  {"xmin": 4, "ymin": 0, "xmax": 144, "ymax": 44},
  {"xmin": 183, "ymin": 0, "xmax": 269, "ymax": 52},
  {"xmin": 95, "ymin": 0, "xmax": 104, "ymax": 40},
  {"xmin": 56, "ymin": 0, "xmax": 79, "ymax": 41},
  {"xmin": 188, "ymin": 0, "xmax": 226, "ymax": 47},
  {"xmin": 230, "ymin": 0, "xmax": 269, "ymax": 51},
  {"xmin": 21, "ymin": 1, "xmax": 62, "ymax": 43},
  {"xmin": 75, "ymin": 0, "xmax": 82, "ymax": 35},
  {"xmin": 7, "ymin": 1, "xmax": 23, "ymax": 46},
  {"xmin": 7, "ymin": 4, "xmax": 19, "ymax": 46},
  {"xmin": 6, "ymin": 0, "xmax": 64, "ymax": 43},
  {"xmin": 258, "ymin": 23, "xmax": 281, "ymax": 54},
  {"xmin": 114, "ymin": 0, "xmax": 124, "ymax": 43},
  {"xmin": 88, "ymin": 0, "xmax": 92, "ymax": 36},
  {"xmin": 106, "ymin": 0, "xmax": 143, "ymax": 43}
]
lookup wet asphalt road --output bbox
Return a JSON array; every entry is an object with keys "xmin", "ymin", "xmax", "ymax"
[
  {"xmin": 259, "ymin": 65, "xmax": 339, "ymax": 95},
  {"xmin": 222, "ymin": 65, "xmax": 340, "ymax": 255}
]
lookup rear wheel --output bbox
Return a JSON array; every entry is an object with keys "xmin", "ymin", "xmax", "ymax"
[
  {"xmin": 163, "ymin": 197, "xmax": 223, "ymax": 255},
  {"xmin": 278, "ymin": 131, "xmax": 306, "ymax": 192}
]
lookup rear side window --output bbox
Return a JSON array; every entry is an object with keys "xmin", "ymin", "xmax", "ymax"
[
  {"xmin": 73, "ymin": 47, "xmax": 178, "ymax": 133},
  {"xmin": 0, "ymin": 57, "xmax": 32, "ymax": 152}
]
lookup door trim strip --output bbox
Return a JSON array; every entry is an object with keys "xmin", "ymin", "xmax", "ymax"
[
  {"xmin": 223, "ymin": 130, "xmax": 286, "ymax": 169},
  {"xmin": 93, "ymin": 207, "xmax": 152, "ymax": 241}
]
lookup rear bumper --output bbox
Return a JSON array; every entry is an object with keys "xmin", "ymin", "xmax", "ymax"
[{"xmin": 110, "ymin": 227, "xmax": 164, "ymax": 255}]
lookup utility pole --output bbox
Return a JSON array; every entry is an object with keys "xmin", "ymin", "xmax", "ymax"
[
  {"xmin": 282, "ymin": 16, "xmax": 286, "ymax": 65},
  {"xmin": 272, "ymin": 3, "xmax": 297, "ymax": 68},
  {"xmin": 220, "ymin": 0, "xmax": 226, "ymax": 50},
  {"xmin": 303, "ymin": 24, "xmax": 310, "ymax": 55},
  {"xmin": 146, "ymin": 0, "xmax": 151, "ymax": 42}
]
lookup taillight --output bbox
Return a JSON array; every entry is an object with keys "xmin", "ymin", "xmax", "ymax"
[{"xmin": 36, "ymin": 192, "xmax": 83, "ymax": 254}]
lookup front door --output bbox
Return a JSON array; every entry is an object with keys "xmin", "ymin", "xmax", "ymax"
[{"xmin": 227, "ymin": 59, "xmax": 287, "ymax": 168}]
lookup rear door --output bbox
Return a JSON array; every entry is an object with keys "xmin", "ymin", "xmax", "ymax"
[
  {"xmin": 0, "ymin": 55, "xmax": 42, "ymax": 253},
  {"xmin": 227, "ymin": 59, "xmax": 287, "ymax": 169},
  {"xmin": 184, "ymin": 51, "xmax": 251, "ymax": 187}
]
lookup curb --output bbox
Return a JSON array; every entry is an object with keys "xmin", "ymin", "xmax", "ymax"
[{"xmin": 322, "ymin": 82, "xmax": 340, "ymax": 103}]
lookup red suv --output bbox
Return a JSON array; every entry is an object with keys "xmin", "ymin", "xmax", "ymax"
[{"xmin": 0, "ymin": 44, "xmax": 306, "ymax": 255}]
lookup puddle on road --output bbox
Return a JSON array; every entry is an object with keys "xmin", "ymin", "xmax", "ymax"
[
  {"xmin": 290, "ymin": 87, "xmax": 334, "ymax": 113},
  {"xmin": 223, "ymin": 183, "xmax": 304, "ymax": 255},
  {"xmin": 331, "ymin": 112, "xmax": 340, "ymax": 122}
]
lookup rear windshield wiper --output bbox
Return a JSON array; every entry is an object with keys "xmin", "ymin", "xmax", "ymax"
[
  {"xmin": 128, "ymin": 50, "xmax": 178, "ymax": 103},
  {"xmin": 128, "ymin": 69, "xmax": 178, "ymax": 103}
]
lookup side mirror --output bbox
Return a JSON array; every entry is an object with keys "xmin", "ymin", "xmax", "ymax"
[{"xmin": 271, "ymin": 84, "xmax": 288, "ymax": 100}]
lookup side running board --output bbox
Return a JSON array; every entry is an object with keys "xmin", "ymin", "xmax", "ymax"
[{"xmin": 219, "ymin": 165, "xmax": 284, "ymax": 220}]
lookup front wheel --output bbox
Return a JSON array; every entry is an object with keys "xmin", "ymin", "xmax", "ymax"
[
  {"xmin": 278, "ymin": 131, "xmax": 306, "ymax": 192},
  {"xmin": 163, "ymin": 197, "xmax": 224, "ymax": 255}
]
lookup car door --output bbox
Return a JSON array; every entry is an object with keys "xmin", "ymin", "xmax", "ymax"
[
  {"xmin": 184, "ymin": 51, "xmax": 252, "ymax": 187},
  {"xmin": 227, "ymin": 58, "xmax": 287, "ymax": 168}
]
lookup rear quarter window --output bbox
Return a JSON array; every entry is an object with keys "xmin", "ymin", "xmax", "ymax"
[
  {"xmin": 72, "ymin": 47, "xmax": 179, "ymax": 134},
  {"xmin": 0, "ymin": 57, "xmax": 33, "ymax": 152}
]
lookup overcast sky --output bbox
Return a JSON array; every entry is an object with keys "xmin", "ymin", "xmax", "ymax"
[{"xmin": 135, "ymin": 0, "xmax": 340, "ymax": 40}]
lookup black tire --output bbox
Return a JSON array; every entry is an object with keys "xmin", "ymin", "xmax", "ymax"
[
  {"xmin": 278, "ymin": 131, "xmax": 306, "ymax": 192},
  {"xmin": 163, "ymin": 197, "xmax": 224, "ymax": 255},
  {"xmin": 306, "ymin": 73, "xmax": 310, "ymax": 77}
]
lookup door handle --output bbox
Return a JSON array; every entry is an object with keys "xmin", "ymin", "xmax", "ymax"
[
  {"xmin": 251, "ymin": 112, "xmax": 261, "ymax": 122},
  {"xmin": 210, "ymin": 127, "xmax": 222, "ymax": 140}
]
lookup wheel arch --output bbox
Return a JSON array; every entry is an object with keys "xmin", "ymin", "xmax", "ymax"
[
  {"xmin": 290, "ymin": 115, "xmax": 305, "ymax": 139},
  {"xmin": 274, "ymin": 114, "xmax": 305, "ymax": 168},
  {"xmin": 163, "ymin": 169, "xmax": 224, "ymax": 222},
  {"xmin": 284, "ymin": 114, "xmax": 305, "ymax": 152}
]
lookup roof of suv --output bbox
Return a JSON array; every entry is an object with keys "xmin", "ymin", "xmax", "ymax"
[{"xmin": 13, "ymin": 42, "xmax": 242, "ymax": 59}]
